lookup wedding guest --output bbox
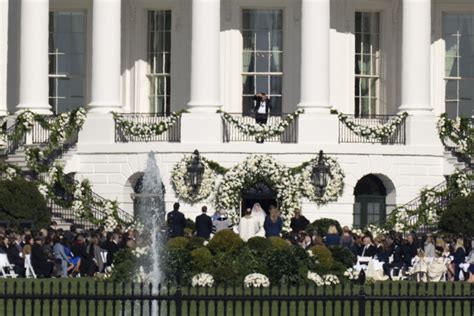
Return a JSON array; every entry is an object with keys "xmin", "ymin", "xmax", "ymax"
[
  {"xmin": 53, "ymin": 236, "xmax": 69, "ymax": 278},
  {"xmin": 428, "ymin": 247, "xmax": 449, "ymax": 282},
  {"xmin": 424, "ymin": 235, "xmax": 435, "ymax": 257},
  {"xmin": 167, "ymin": 202, "xmax": 186, "ymax": 238},
  {"xmin": 290, "ymin": 209, "xmax": 310, "ymax": 234},
  {"xmin": 72, "ymin": 235, "xmax": 97, "ymax": 277},
  {"xmin": 105, "ymin": 233, "xmax": 121, "ymax": 267},
  {"xmin": 6, "ymin": 233, "xmax": 24, "ymax": 276},
  {"xmin": 325, "ymin": 225, "xmax": 341, "ymax": 247},
  {"xmin": 195, "ymin": 206, "xmax": 213, "ymax": 239},
  {"xmin": 212, "ymin": 210, "xmax": 233, "ymax": 233},
  {"xmin": 238, "ymin": 208, "xmax": 261, "ymax": 242},
  {"xmin": 31, "ymin": 236, "xmax": 54, "ymax": 277},
  {"xmin": 251, "ymin": 203, "xmax": 267, "ymax": 227},
  {"xmin": 360, "ymin": 235, "xmax": 377, "ymax": 258},
  {"xmin": 402, "ymin": 233, "xmax": 418, "ymax": 268},
  {"xmin": 264, "ymin": 206, "xmax": 283, "ymax": 237},
  {"xmin": 453, "ymin": 238, "xmax": 466, "ymax": 281}
]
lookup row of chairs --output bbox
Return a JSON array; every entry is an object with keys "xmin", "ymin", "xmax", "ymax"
[{"xmin": 0, "ymin": 253, "xmax": 36, "ymax": 278}]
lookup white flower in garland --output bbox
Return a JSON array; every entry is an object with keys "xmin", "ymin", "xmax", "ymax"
[
  {"xmin": 297, "ymin": 154, "xmax": 345, "ymax": 205},
  {"xmin": 192, "ymin": 273, "xmax": 215, "ymax": 287},
  {"xmin": 37, "ymin": 184, "xmax": 49, "ymax": 199},
  {"xmin": 336, "ymin": 110, "xmax": 408, "ymax": 140},
  {"xmin": 17, "ymin": 110, "xmax": 35, "ymax": 130},
  {"xmin": 218, "ymin": 109, "xmax": 304, "ymax": 141},
  {"xmin": 307, "ymin": 271, "xmax": 324, "ymax": 286},
  {"xmin": 244, "ymin": 273, "xmax": 270, "ymax": 288},
  {"xmin": 132, "ymin": 246, "xmax": 150, "ymax": 259},
  {"xmin": 112, "ymin": 111, "xmax": 185, "ymax": 138},
  {"xmin": 5, "ymin": 167, "xmax": 17, "ymax": 180},
  {"xmin": 171, "ymin": 154, "xmax": 216, "ymax": 204},
  {"xmin": 214, "ymin": 154, "xmax": 301, "ymax": 229},
  {"xmin": 344, "ymin": 268, "xmax": 360, "ymax": 280},
  {"xmin": 322, "ymin": 274, "xmax": 340, "ymax": 285},
  {"xmin": 437, "ymin": 113, "xmax": 472, "ymax": 155}
]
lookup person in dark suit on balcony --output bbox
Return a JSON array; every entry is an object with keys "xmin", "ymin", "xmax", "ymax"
[
  {"xmin": 195, "ymin": 206, "xmax": 213, "ymax": 239},
  {"xmin": 253, "ymin": 93, "xmax": 271, "ymax": 125}
]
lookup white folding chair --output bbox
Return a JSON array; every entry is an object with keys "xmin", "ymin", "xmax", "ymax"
[
  {"xmin": 0, "ymin": 253, "xmax": 18, "ymax": 278},
  {"xmin": 24, "ymin": 254, "xmax": 37, "ymax": 279},
  {"xmin": 354, "ymin": 256, "xmax": 372, "ymax": 271},
  {"xmin": 100, "ymin": 251, "xmax": 108, "ymax": 265}
]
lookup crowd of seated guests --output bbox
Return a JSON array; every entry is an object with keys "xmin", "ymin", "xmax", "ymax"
[{"xmin": 0, "ymin": 222, "xmax": 138, "ymax": 278}]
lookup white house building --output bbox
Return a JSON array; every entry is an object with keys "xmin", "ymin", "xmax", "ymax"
[{"xmin": 0, "ymin": 0, "xmax": 473, "ymax": 228}]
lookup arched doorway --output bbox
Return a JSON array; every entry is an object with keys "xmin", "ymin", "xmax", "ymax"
[
  {"xmin": 131, "ymin": 174, "xmax": 166, "ymax": 218},
  {"xmin": 242, "ymin": 182, "xmax": 277, "ymax": 216},
  {"xmin": 353, "ymin": 174, "xmax": 387, "ymax": 228}
]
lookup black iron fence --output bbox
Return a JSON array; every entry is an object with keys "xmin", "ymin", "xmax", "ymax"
[
  {"xmin": 222, "ymin": 113, "xmax": 298, "ymax": 143},
  {"xmin": 338, "ymin": 115, "xmax": 406, "ymax": 145},
  {"xmin": 0, "ymin": 280, "xmax": 472, "ymax": 316},
  {"xmin": 115, "ymin": 113, "xmax": 181, "ymax": 143},
  {"xmin": 3, "ymin": 123, "xmax": 26, "ymax": 155}
]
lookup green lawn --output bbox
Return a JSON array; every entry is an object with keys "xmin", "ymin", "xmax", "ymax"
[{"xmin": 0, "ymin": 279, "xmax": 472, "ymax": 316}]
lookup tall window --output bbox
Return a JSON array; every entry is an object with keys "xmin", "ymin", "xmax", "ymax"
[
  {"xmin": 444, "ymin": 14, "xmax": 474, "ymax": 118},
  {"xmin": 49, "ymin": 11, "xmax": 86, "ymax": 114},
  {"xmin": 355, "ymin": 12, "xmax": 380, "ymax": 117},
  {"xmin": 242, "ymin": 9, "xmax": 283, "ymax": 115},
  {"xmin": 148, "ymin": 11, "xmax": 171, "ymax": 114}
]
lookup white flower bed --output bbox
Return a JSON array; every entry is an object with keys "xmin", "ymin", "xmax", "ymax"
[
  {"xmin": 307, "ymin": 272, "xmax": 340, "ymax": 286},
  {"xmin": 112, "ymin": 111, "xmax": 184, "ymax": 138},
  {"xmin": 337, "ymin": 111, "xmax": 408, "ymax": 140},
  {"xmin": 192, "ymin": 273, "xmax": 215, "ymax": 287},
  {"xmin": 244, "ymin": 273, "xmax": 270, "ymax": 288},
  {"xmin": 171, "ymin": 154, "xmax": 217, "ymax": 204},
  {"xmin": 344, "ymin": 268, "xmax": 360, "ymax": 280}
]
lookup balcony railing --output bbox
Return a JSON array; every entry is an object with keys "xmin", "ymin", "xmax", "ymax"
[
  {"xmin": 338, "ymin": 115, "xmax": 406, "ymax": 145},
  {"xmin": 115, "ymin": 113, "xmax": 181, "ymax": 143},
  {"xmin": 222, "ymin": 113, "xmax": 298, "ymax": 143}
]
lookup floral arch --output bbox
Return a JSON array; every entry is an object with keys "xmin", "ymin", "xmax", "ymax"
[{"xmin": 214, "ymin": 155, "xmax": 301, "ymax": 229}]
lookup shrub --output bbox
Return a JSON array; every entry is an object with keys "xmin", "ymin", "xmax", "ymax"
[
  {"xmin": 439, "ymin": 195, "xmax": 474, "ymax": 237},
  {"xmin": 235, "ymin": 247, "xmax": 268, "ymax": 279},
  {"xmin": 185, "ymin": 218, "xmax": 195, "ymax": 231},
  {"xmin": 265, "ymin": 248, "xmax": 299, "ymax": 283},
  {"xmin": 268, "ymin": 236, "xmax": 290, "ymax": 250},
  {"xmin": 109, "ymin": 248, "xmax": 136, "ymax": 283},
  {"xmin": 163, "ymin": 246, "xmax": 192, "ymax": 282},
  {"xmin": 0, "ymin": 179, "xmax": 50, "ymax": 230},
  {"xmin": 310, "ymin": 245, "xmax": 334, "ymax": 270},
  {"xmin": 191, "ymin": 247, "xmax": 213, "ymax": 272},
  {"xmin": 208, "ymin": 229, "xmax": 243, "ymax": 254},
  {"xmin": 246, "ymin": 236, "xmax": 272, "ymax": 254},
  {"xmin": 210, "ymin": 252, "xmax": 240, "ymax": 284},
  {"xmin": 329, "ymin": 246, "xmax": 356, "ymax": 268},
  {"xmin": 306, "ymin": 218, "xmax": 342, "ymax": 237},
  {"xmin": 166, "ymin": 237, "xmax": 189, "ymax": 251},
  {"xmin": 188, "ymin": 236, "xmax": 206, "ymax": 250},
  {"xmin": 289, "ymin": 245, "xmax": 318, "ymax": 281}
]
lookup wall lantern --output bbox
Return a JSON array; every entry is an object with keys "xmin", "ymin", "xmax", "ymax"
[
  {"xmin": 187, "ymin": 149, "xmax": 205, "ymax": 193},
  {"xmin": 311, "ymin": 150, "xmax": 330, "ymax": 196}
]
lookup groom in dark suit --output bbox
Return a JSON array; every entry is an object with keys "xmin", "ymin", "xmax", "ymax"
[{"xmin": 195, "ymin": 206, "xmax": 213, "ymax": 239}]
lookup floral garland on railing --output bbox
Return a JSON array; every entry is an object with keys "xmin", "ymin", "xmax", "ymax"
[
  {"xmin": 381, "ymin": 168, "xmax": 472, "ymax": 233},
  {"xmin": 112, "ymin": 110, "xmax": 186, "ymax": 138},
  {"xmin": 297, "ymin": 154, "xmax": 345, "ymax": 205},
  {"xmin": 3, "ymin": 107, "xmax": 129, "ymax": 230},
  {"xmin": 437, "ymin": 113, "xmax": 473, "ymax": 157},
  {"xmin": 217, "ymin": 109, "xmax": 304, "ymax": 142},
  {"xmin": 170, "ymin": 154, "xmax": 217, "ymax": 204},
  {"xmin": 214, "ymin": 154, "xmax": 301, "ymax": 229},
  {"xmin": 335, "ymin": 110, "xmax": 408, "ymax": 140},
  {"xmin": 0, "ymin": 117, "xmax": 7, "ymax": 146}
]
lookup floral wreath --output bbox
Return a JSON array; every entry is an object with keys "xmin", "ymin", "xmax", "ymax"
[
  {"xmin": 112, "ymin": 110, "xmax": 186, "ymax": 139},
  {"xmin": 335, "ymin": 110, "xmax": 408, "ymax": 140},
  {"xmin": 214, "ymin": 155, "xmax": 300, "ymax": 229},
  {"xmin": 170, "ymin": 153, "xmax": 217, "ymax": 204},
  {"xmin": 298, "ymin": 154, "xmax": 345, "ymax": 205},
  {"xmin": 437, "ymin": 113, "xmax": 472, "ymax": 156},
  {"xmin": 218, "ymin": 109, "xmax": 304, "ymax": 142}
]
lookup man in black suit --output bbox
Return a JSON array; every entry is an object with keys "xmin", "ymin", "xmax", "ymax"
[
  {"xmin": 195, "ymin": 206, "xmax": 213, "ymax": 239},
  {"xmin": 253, "ymin": 93, "xmax": 271, "ymax": 125},
  {"xmin": 360, "ymin": 235, "xmax": 377, "ymax": 258},
  {"xmin": 72, "ymin": 234, "xmax": 97, "ymax": 277},
  {"xmin": 6, "ymin": 234, "xmax": 25, "ymax": 277},
  {"xmin": 31, "ymin": 236, "xmax": 54, "ymax": 277},
  {"xmin": 167, "ymin": 202, "xmax": 186, "ymax": 238},
  {"xmin": 104, "ymin": 233, "xmax": 121, "ymax": 267}
]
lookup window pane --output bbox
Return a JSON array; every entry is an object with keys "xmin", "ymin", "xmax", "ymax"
[
  {"xmin": 270, "ymin": 76, "xmax": 282, "ymax": 94},
  {"xmin": 71, "ymin": 12, "xmax": 84, "ymax": 33},
  {"xmin": 57, "ymin": 12, "xmax": 72, "ymax": 33},
  {"xmin": 445, "ymin": 14, "xmax": 459, "ymax": 35},
  {"xmin": 69, "ymin": 54, "xmax": 84, "ymax": 75},
  {"xmin": 256, "ymin": 52, "xmax": 269, "ymax": 72},
  {"xmin": 243, "ymin": 75, "xmax": 254, "ymax": 94},
  {"xmin": 243, "ymin": 52, "xmax": 254, "ymax": 72},
  {"xmin": 270, "ymin": 97, "xmax": 282, "ymax": 114},
  {"xmin": 243, "ymin": 31, "xmax": 254, "ymax": 51},
  {"xmin": 270, "ymin": 52, "xmax": 282, "ymax": 72},
  {"xmin": 256, "ymin": 76, "xmax": 268, "ymax": 94},
  {"xmin": 256, "ymin": 31, "xmax": 269, "ymax": 51},
  {"xmin": 445, "ymin": 80, "xmax": 458, "ymax": 100},
  {"xmin": 445, "ymin": 101, "xmax": 458, "ymax": 118},
  {"xmin": 445, "ymin": 35, "xmax": 458, "ymax": 56}
]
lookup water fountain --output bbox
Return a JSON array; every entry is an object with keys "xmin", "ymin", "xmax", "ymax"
[{"xmin": 135, "ymin": 151, "xmax": 166, "ymax": 312}]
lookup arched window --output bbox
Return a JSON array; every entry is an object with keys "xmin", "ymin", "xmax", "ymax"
[
  {"xmin": 353, "ymin": 174, "xmax": 387, "ymax": 228},
  {"xmin": 241, "ymin": 182, "xmax": 277, "ymax": 216}
]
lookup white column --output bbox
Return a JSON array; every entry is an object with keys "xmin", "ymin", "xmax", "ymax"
[
  {"xmin": 0, "ymin": 0, "xmax": 8, "ymax": 116},
  {"xmin": 88, "ymin": 0, "xmax": 122, "ymax": 113},
  {"xmin": 297, "ymin": 0, "xmax": 337, "ymax": 144},
  {"xmin": 297, "ymin": 0, "xmax": 331, "ymax": 114},
  {"xmin": 181, "ymin": 0, "xmax": 222, "ymax": 143},
  {"xmin": 399, "ymin": 0, "xmax": 433, "ymax": 115},
  {"xmin": 80, "ymin": 0, "xmax": 122, "ymax": 144},
  {"xmin": 187, "ymin": 0, "xmax": 221, "ymax": 112},
  {"xmin": 16, "ymin": 0, "xmax": 52, "ymax": 115}
]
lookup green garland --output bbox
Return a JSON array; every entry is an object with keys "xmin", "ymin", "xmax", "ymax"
[
  {"xmin": 112, "ymin": 110, "xmax": 186, "ymax": 138},
  {"xmin": 218, "ymin": 109, "xmax": 304, "ymax": 142},
  {"xmin": 437, "ymin": 113, "xmax": 473, "ymax": 160},
  {"xmin": 335, "ymin": 110, "xmax": 408, "ymax": 140}
]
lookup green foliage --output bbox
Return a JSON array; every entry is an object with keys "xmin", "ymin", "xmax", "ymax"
[
  {"xmin": 329, "ymin": 246, "xmax": 356, "ymax": 268},
  {"xmin": 246, "ymin": 236, "xmax": 272, "ymax": 254},
  {"xmin": 289, "ymin": 245, "xmax": 318, "ymax": 281},
  {"xmin": 163, "ymin": 246, "xmax": 193, "ymax": 282},
  {"xmin": 109, "ymin": 248, "xmax": 136, "ymax": 283},
  {"xmin": 265, "ymin": 248, "xmax": 299, "ymax": 284},
  {"xmin": 185, "ymin": 218, "xmax": 195, "ymax": 231},
  {"xmin": 208, "ymin": 229, "xmax": 244, "ymax": 254},
  {"xmin": 439, "ymin": 195, "xmax": 474, "ymax": 237},
  {"xmin": 0, "ymin": 179, "xmax": 50, "ymax": 230},
  {"xmin": 210, "ymin": 252, "xmax": 240, "ymax": 284},
  {"xmin": 268, "ymin": 236, "xmax": 290, "ymax": 250},
  {"xmin": 191, "ymin": 247, "xmax": 213, "ymax": 272},
  {"xmin": 306, "ymin": 218, "xmax": 342, "ymax": 237},
  {"xmin": 235, "ymin": 247, "xmax": 268, "ymax": 279},
  {"xmin": 187, "ymin": 236, "xmax": 206, "ymax": 250},
  {"xmin": 167, "ymin": 237, "xmax": 190, "ymax": 251},
  {"xmin": 310, "ymin": 245, "xmax": 334, "ymax": 270}
]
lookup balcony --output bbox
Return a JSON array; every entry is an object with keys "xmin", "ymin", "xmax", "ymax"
[
  {"xmin": 222, "ymin": 113, "xmax": 298, "ymax": 143},
  {"xmin": 114, "ymin": 113, "xmax": 181, "ymax": 143},
  {"xmin": 338, "ymin": 115, "xmax": 406, "ymax": 145}
]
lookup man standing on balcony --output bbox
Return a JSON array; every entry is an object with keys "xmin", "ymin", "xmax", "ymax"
[{"xmin": 253, "ymin": 93, "xmax": 271, "ymax": 125}]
